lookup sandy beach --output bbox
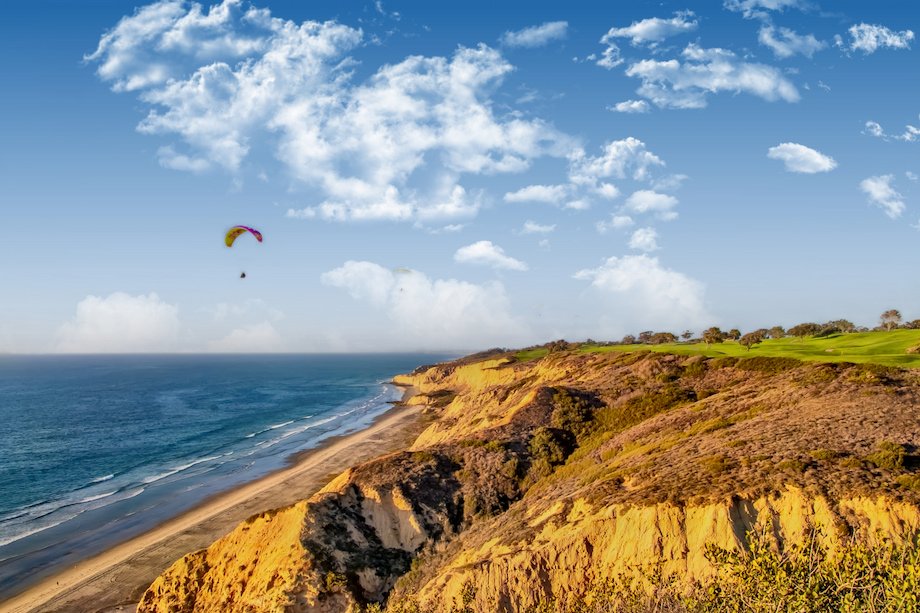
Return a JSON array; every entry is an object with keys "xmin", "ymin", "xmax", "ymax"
[{"xmin": 0, "ymin": 398, "xmax": 423, "ymax": 613}]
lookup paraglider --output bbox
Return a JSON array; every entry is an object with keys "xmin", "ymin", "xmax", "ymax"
[
  {"xmin": 225, "ymin": 226, "xmax": 262, "ymax": 278},
  {"xmin": 225, "ymin": 225, "xmax": 263, "ymax": 247}
]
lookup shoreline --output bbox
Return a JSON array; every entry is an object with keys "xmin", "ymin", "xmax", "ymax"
[{"xmin": 0, "ymin": 389, "xmax": 423, "ymax": 613}]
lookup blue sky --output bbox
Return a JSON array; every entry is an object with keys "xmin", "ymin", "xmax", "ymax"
[{"xmin": 1, "ymin": 0, "xmax": 917, "ymax": 352}]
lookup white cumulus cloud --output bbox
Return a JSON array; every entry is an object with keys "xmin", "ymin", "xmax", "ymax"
[
  {"xmin": 767, "ymin": 142, "xmax": 837, "ymax": 173},
  {"xmin": 501, "ymin": 21, "xmax": 568, "ymax": 48},
  {"xmin": 624, "ymin": 190, "xmax": 679, "ymax": 219},
  {"xmin": 568, "ymin": 137, "xmax": 665, "ymax": 186},
  {"xmin": 840, "ymin": 23, "xmax": 914, "ymax": 54},
  {"xmin": 602, "ymin": 11, "xmax": 698, "ymax": 47},
  {"xmin": 860, "ymin": 175, "xmax": 905, "ymax": 219},
  {"xmin": 609, "ymin": 100, "xmax": 651, "ymax": 113},
  {"xmin": 596, "ymin": 37, "xmax": 623, "ymax": 70},
  {"xmin": 503, "ymin": 184, "xmax": 569, "ymax": 205},
  {"xmin": 624, "ymin": 43, "xmax": 799, "ymax": 109},
  {"xmin": 88, "ymin": 1, "xmax": 571, "ymax": 223},
  {"xmin": 574, "ymin": 255, "xmax": 710, "ymax": 335},
  {"xmin": 758, "ymin": 25, "xmax": 825, "ymax": 58},
  {"xmin": 56, "ymin": 292, "xmax": 180, "ymax": 353},
  {"xmin": 321, "ymin": 261, "xmax": 528, "ymax": 349},
  {"xmin": 520, "ymin": 221, "xmax": 556, "ymax": 234},
  {"xmin": 863, "ymin": 118, "xmax": 920, "ymax": 142},
  {"xmin": 724, "ymin": 0, "xmax": 807, "ymax": 19},
  {"xmin": 454, "ymin": 240, "xmax": 528, "ymax": 271},
  {"xmin": 596, "ymin": 214, "xmax": 635, "ymax": 234},
  {"xmin": 628, "ymin": 227, "xmax": 660, "ymax": 251}
]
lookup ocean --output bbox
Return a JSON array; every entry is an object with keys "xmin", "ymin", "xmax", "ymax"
[{"xmin": 0, "ymin": 353, "xmax": 446, "ymax": 596}]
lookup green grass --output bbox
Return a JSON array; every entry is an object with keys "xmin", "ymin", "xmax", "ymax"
[
  {"xmin": 515, "ymin": 348, "xmax": 550, "ymax": 361},
  {"xmin": 578, "ymin": 330, "xmax": 920, "ymax": 368}
]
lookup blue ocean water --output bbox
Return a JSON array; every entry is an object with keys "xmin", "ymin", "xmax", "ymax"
[{"xmin": 0, "ymin": 353, "xmax": 445, "ymax": 596}]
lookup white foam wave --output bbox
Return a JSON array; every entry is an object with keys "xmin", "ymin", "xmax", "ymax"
[
  {"xmin": 141, "ymin": 456, "xmax": 221, "ymax": 485},
  {"xmin": 78, "ymin": 490, "xmax": 116, "ymax": 504}
]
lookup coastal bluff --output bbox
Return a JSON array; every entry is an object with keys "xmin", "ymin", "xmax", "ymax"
[{"xmin": 138, "ymin": 349, "xmax": 920, "ymax": 612}]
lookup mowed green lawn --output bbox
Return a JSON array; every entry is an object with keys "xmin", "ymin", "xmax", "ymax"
[{"xmin": 517, "ymin": 330, "xmax": 920, "ymax": 368}]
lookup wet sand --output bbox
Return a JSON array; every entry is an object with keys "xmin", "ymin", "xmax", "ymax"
[{"xmin": 0, "ymin": 399, "xmax": 423, "ymax": 613}]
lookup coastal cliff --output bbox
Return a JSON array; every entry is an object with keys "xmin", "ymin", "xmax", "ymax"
[{"xmin": 138, "ymin": 349, "xmax": 920, "ymax": 612}]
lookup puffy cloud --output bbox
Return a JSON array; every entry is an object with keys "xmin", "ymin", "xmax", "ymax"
[
  {"xmin": 500, "ymin": 21, "xmax": 568, "ymax": 48},
  {"xmin": 864, "ymin": 121, "xmax": 886, "ymax": 138},
  {"xmin": 839, "ymin": 23, "xmax": 914, "ymax": 54},
  {"xmin": 601, "ymin": 11, "xmax": 698, "ymax": 47},
  {"xmin": 860, "ymin": 175, "xmax": 905, "ymax": 219},
  {"xmin": 767, "ymin": 143, "xmax": 837, "ymax": 173},
  {"xmin": 574, "ymin": 255, "xmax": 709, "ymax": 334},
  {"xmin": 454, "ymin": 240, "xmax": 528, "ymax": 271},
  {"xmin": 863, "ymin": 118, "xmax": 920, "ymax": 143},
  {"xmin": 321, "ymin": 261, "xmax": 527, "ymax": 349},
  {"xmin": 609, "ymin": 100, "xmax": 651, "ymax": 113},
  {"xmin": 568, "ymin": 137, "xmax": 665, "ymax": 186},
  {"xmin": 207, "ymin": 321, "xmax": 284, "ymax": 352},
  {"xmin": 624, "ymin": 43, "xmax": 799, "ymax": 109},
  {"xmin": 724, "ymin": 0, "xmax": 808, "ymax": 20},
  {"xmin": 56, "ymin": 292, "xmax": 180, "ymax": 353},
  {"xmin": 503, "ymin": 184, "xmax": 569, "ymax": 205},
  {"xmin": 758, "ymin": 25, "xmax": 825, "ymax": 58},
  {"xmin": 596, "ymin": 37, "xmax": 623, "ymax": 70},
  {"xmin": 596, "ymin": 214, "xmax": 635, "ymax": 234},
  {"xmin": 907, "ymin": 171, "xmax": 919, "ymax": 182},
  {"xmin": 520, "ymin": 220, "xmax": 556, "ymax": 234},
  {"xmin": 628, "ymin": 227, "xmax": 660, "ymax": 251},
  {"xmin": 89, "ymin": 2, "xmax": 570, "ymax": 223},
  {"xmin": 624, "ymin": 190, "xmax": 679, "ymax": 219},
  {"xmin": 564, "ymin": 199, "xmax": 591, "ymax": 210}
]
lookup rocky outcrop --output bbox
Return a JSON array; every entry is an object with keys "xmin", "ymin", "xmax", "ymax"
[{"xmin": 138, "ymin": 350, "xmax": 920, "ymax": 612}]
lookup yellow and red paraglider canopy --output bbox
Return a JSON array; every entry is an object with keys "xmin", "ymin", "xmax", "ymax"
[{"xmin": 225, "ymin": 225, "xmax": 263, "ymax": 247}]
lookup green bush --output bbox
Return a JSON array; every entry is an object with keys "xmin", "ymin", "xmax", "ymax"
[
  {"xmin": 529, "ymin": 427, "xmax": 570, "ymax": 466},
  {"xmin": 809, "ymin": 448, "xmax": 842, "ymax": 461},
  {"xmin": 551, "ymin": 390, "xmax": 595, "ymax": 439},
  {"xmin": 866, "ymin": 442, "xmax": 906, "ymax": 471},
  {"xmin": 595, "ymin": 385, "xmax": 695, "ymax": 435}
]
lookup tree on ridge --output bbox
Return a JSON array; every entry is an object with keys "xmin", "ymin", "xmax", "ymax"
[{"xmin": 880, "ymin": 310, "xmax": 902, "ymax": 331}]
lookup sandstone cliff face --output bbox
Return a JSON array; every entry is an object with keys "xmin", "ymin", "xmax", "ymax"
[
  {"xmin": 139, "ymin": 351, "xmax": 920, "ymax": 612},
  {"xmin": 397, "ymin": 489, "xmax": 920, "ymax": 612}
]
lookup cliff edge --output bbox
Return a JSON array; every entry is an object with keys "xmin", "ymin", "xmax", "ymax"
[{"xmin": 138, "ymin": 349, "xmax": 920, "ymax": 612}]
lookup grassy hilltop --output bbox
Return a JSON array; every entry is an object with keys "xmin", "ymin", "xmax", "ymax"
[{"xmin": 517, "ymin": 329, "xmax": 920, "ymax": 368}]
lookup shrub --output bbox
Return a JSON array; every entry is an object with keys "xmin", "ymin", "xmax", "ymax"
[
  {"xmin": 551, "ymin": 390, "xmax": 595, "ymax": 439},
  {"xmin": 866, "ymin": 441, "xmax": 906, "ymax": 471},
  {"xmin": 809, "ymin": 448, "xmax": 842, "ymax": 461},
  {"xmin": 777, "ymin": 459, "xmax": 807, "ymax": 473},
  {"xmin": 700, "ymin": 454, "xmax": 732, "ymax": 475},
  {"xmin": 896, "ymin": 474, "xmax": 920, "ymax": 492},
  {"xmin": 596, "ymin": 385, "xmax": 696, "ymax": 435},
  {"xmin": 411, "ymin": 451, "xmax": 437, "ymax": 464},
  {"xmin": 529, "ymin": 427, "xmax": 570, "ymax": 466}
]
